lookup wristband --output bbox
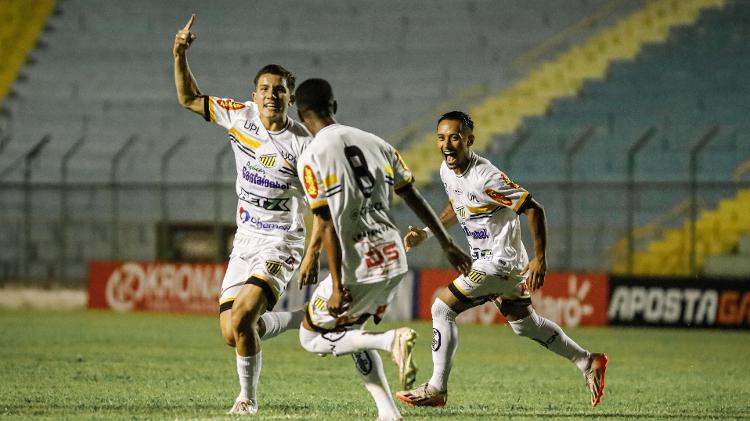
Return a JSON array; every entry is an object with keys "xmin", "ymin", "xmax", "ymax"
[{"xmin": 422, "ymin": 227, "xmax": 434, "ymax": 239}]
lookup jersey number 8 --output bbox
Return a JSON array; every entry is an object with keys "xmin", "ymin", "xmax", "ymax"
[{"xmin": 344, "ymin": 146, "xmax": 375, "ymax": 198}]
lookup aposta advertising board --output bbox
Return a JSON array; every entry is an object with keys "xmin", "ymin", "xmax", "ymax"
[
  {"xmin": 417, "ymin": 270, "xmax": 609, "ymax": 327},
  {"xmin": 608, "ymin": 276, "xmax": 750, "ymax": 329}
]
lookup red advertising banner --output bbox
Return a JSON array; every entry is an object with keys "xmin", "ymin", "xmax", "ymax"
[
  {"xmin": 88, "ymin": 261, "xmax": 226, "ymax": 314},
  {"xmin": 417, "ymin": 270, "xmax": 609, "ymax": 327}
]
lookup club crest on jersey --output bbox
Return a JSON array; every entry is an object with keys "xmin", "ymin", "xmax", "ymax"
[
  {"xmin": 217, "ymin": 98, "xmax": 246, "ymax": 111},
  {"xmin": 303, "ymin": 165, "xmax": 319, "ymax": 199},
  {"xmin": 265, "ymin": 261, "xmax": 283, "ymax": 275},
  {"xmin": 485, "ymin": 188, "xmax": 512, "ymax": 207},
  {"xmin": 259, "ymin": 154, "xmax": 277, "ymax": 168},
  {"xmin": 455, "ymin": 206, "xmax": 466, "ymax": 219}
]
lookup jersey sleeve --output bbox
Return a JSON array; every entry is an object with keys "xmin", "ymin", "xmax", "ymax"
[
  {"xmin": 297, "ymin": 155, "xmax": 328, "ymax": 211},
  {"xmin": 482, "ymin": 171, "xmax": 530, "ymax": 214},
  {"xmin": 390, "ymin": 148, "xmax": 414, "ymax": 192},
  {"xmin": 204, "ymin": 96, "xmax": 250, "ymax": 129}
]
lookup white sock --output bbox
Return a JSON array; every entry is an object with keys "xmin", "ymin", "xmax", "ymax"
[
  {"xmin": 428, "ymin": 298, "xmax": 458, "ymax": 392},
  {"xmin": 299, "ymin": 327, "xmax": 395, "ymax": 356},
  {"xmin": 260, "ymin": 309, "xmax": 305, "ymax": 341},
  {"xmin": 236, "ymin": 352, "xmax": 261, "ymax": 401},
  {"xmin": 352, "ymin": 350, "xmax": 401, "ymax": 421},
  {"xmin": 508, "ymin": 311, "xmax": 590, "ymax": 371}
]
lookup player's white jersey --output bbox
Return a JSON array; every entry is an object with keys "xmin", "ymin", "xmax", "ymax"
[
  {"xmin": 205, "ymin": 96, "xmax": 312, "ymax": 243},
  {"xmin": 297, "ymin": 124, "xmax": 414, "ymax": 285},
  {"xmin": 440, "ymin": 152, "xmax": 530, "ymax": 275}
]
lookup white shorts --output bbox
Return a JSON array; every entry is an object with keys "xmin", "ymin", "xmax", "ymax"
[
  {"xmin": 449, "ymin": 264, "xmax": 530, "ymax": 307},
  {"xmin": 219, "ymin": 233, "xmax": 304, "ymax": 312},
  {"xmin": 305, "ymin": 273, "xmax": 404, "ymax": 332}
]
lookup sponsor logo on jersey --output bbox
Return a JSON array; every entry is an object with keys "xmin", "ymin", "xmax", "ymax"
[
  {"xmin": 243, "ymin": 120, "xmax": 260, "ymax": 135},
  {"xmin": 241, "ymin": 167, "xmax": 289, "ymax": 189},
  {"xmin": 467, "ymin": 269, "xmax": 486, "ymax": 283},
  {"xmin": 349, "ymin": 201, "xmax": 385, "ymax": 219},
  {"xmin": 277, "ymin": 148, "xmax": 297, "ymax": 165},
  {"xmin": 463, "ymin": 225, "xmax": 489, "ymax": 240},
  {"xmin": 470, "ymin": 247, "xmax": 493, "ymax": 261},
  {"xmin": 217, "ymin": 98, "xmax": 246, "ymax": 111},
  {"xmin": 352, "ymin": 352, "xmax": 373, "ymax": 375},
  {"xmin": 238, "ymin": 207, "xmax": 250, "ymax": 223},
  {"xmin": 265, "ymin": 261, "xmax": 283, "ymax": 275},
  {"xmin": 352, "ymin": 224, "xmax": 390, "ymax": 242},
  {"xmin": 485, "ymin": 188, "xmax": 512, "ymax": 206},
  {"xmin": 455, "ymin": 206, "xmax": 465, "ymax": 219},
  {"xmin": 303, "ymin": 165, "xmax": 318, "ymax": 199},
  {"xmin": 239, "ymin": 213, "xmax": 292, "ymax": 232},
  {"xmin": 259, "ymin": 154, "xmax": 277, "ymax": 168},
  {"xmin": 239, "ymin": 188, "xmax": 290, "ymax": 211}
]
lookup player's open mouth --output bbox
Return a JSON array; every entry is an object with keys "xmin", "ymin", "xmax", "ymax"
[
  {"xmin": 443, "ymin": 150, "xmax": 457, "ymax": 165},
  {"xmin": 265, "ymin": 103, "xmax": 280, "ymax": 111}
]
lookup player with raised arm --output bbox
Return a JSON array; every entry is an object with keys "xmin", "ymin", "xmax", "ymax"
[
  {"xmin": 173, "ymin": 15, "xmax": 317, "ymax": 415},
  {"xmin": 396, "ymin": 111, "xmax": 608, "ymax": 408},
  {"xmin": 293, "ymin": 79, "xmax": 472, "ymax": 421}
]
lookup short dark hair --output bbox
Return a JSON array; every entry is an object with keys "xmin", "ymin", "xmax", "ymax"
[
  {"xmin": 438, "ymin": 110, "xmax": 474, "ymax": 133},
  {"xmin": 254, "ymin": 64, "xmax": 296, "ymax": 91},
  {"xmin": 295, "ymin": 78, "xmax": 335, "ymax": 116}
]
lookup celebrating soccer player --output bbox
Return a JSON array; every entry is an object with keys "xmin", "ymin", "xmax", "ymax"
[
  {"xmin": 173, "ymin": 15, "xmax": 317, "ymax": 415},
  {"xmin": 293, "ymin": 79, "xmax": 472, "ymax": 421},
  {"xmin": 396, "ymin": 111, "xmax": 608, "ymax": 408}
]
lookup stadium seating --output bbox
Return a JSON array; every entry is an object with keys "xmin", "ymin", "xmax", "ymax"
[
  {"xmin": 1, "ymin": 0, "xmax": 630, "ymax": 282},
  {"xmin": 501, "ymin": 0, "xmax": 748, "ymax": 274}
]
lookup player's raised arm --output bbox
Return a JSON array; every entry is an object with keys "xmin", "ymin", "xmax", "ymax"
[
  {"xmin": 397, "ymin": 184, "xmax": 471, "ymax": 275},
  {"xmin": 173, "ymin": 14, "xmax": 205, "ymax": 115},
  {"xmin": 519, "ymin": 197, "xmax": 547, "ymax": 291}
]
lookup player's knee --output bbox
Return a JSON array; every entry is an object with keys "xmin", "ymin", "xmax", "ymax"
[
  {"xmin": 231, "ymin": 300, "xmax": 263, "ymax": 336},
  {"xmin": 508, "ymin": 311, "xmax": 541, "ymax": 337},
  {"xmin": 221, "ymin": 322, "xmax": 236, "ymax": 346},
  {"xmin": 432, "ymin": 298, "xmax": 457, "ymax": 322},
  {"xmin": 220, "ymin": 309, "xmax": 236, "ymax": 347}
]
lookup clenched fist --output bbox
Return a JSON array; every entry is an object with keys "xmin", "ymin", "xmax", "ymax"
[{"xmin": 173, "ymin": 14, "xmax": 196, "ymax": 56}]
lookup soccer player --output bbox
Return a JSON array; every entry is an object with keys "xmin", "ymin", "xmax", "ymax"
[
  {"xmin": 395, "ymin": 111, "xmax": 608, "ymax": 408},
  {"xmin": 293, "ymin": 79, "xmax": 472, "ymax": 421},
  {"xmin": 173, "ymin": 15, "xmax": 316, "ymax": 415}
]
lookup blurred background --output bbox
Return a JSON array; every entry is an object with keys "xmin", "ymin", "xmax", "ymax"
[{"xmin": 1, "ymin": 0, "xmax": 748, "ymax": 289}]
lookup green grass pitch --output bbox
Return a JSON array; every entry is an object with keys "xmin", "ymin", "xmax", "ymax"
[{"xmin": 1, "ymin": 310, "xmax": 749, "ymax": 420}]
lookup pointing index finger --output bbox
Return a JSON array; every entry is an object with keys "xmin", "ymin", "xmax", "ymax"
[{"xmin": 183, "ymin": 14, "xmax": 196, "ymax": 31}]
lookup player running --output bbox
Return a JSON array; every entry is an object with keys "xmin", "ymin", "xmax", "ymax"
[
  {"xmin": 395, "ymin": 111, "xmax": 608, "ymax": 408},
  {"xmin": 293, "ymin": 79, "xmax": 472, "ymax": 421},
  {"xmin": 173, "ymin": 15, "xmax": 315, "ymax": 415}
]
